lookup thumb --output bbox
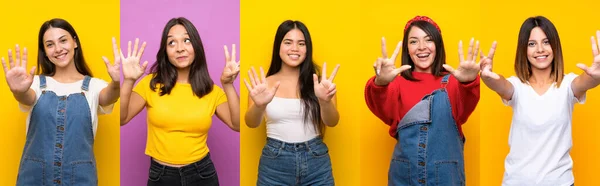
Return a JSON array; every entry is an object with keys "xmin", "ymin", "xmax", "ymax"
[
  {"xmin": 392, "ymin": 65, "xmax": 412, "ymax": 75},
  {"xmin": 141, "ymin": 61, "xmax": 149, "ymax": 71},
  {"xmin": 576, "ymin": 63, "xmax": 590, "ymax": 74},
  {"xmin": 443, "ymin": 64, "xmax": 456, "ymax": 74},
  {"xmin": 272, "ymin": 81, "xmax": 281, "ymax": 92},
  {"xmin": 29, "ymin": 66, "xmax": 36, "ymax": 76}
]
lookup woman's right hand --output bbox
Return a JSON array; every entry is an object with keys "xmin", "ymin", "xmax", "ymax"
[
  {"xmin": 243, "ymin": 66, "xmax": 280, "ymax": 109},
  {"xmin": 121, "ymin": 38, "xmax": 148, "ymax": 81},
  {"xmin": 373, "ymin": 37, "xmax": 411, "ymax": 86},
  {"xmin": 1, "ymin": 45, "xmax": 36, "ymax": 94}
]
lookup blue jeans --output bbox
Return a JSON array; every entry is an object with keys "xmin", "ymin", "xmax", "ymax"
[
  {"xmin": 257, "ymin": 137, "xmax": 334, "ymax": 186},
  {"xmin": 147, "ymin": 153, "xmax": 219, "ymax": 186}
]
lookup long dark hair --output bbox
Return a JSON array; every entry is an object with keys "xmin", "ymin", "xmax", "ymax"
[
  {"xmin": 514, "ymin": 16, "xmax": 564, "ymax": 87},
  {"xmin": 400, "ymin": 21, "xmax": 447, "ymax": 81},
  {"xmin": 37, "ymin": 18, "xmax": 92, "ymax": 76},
  {"xmin": 266, "ymin": 20, "xmax": 323, "ymax": 135},
  {"xmin": 150, "ymin": 17, "xmax": 214, "ymax": 98}
]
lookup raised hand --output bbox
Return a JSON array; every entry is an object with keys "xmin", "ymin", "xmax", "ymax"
[
  {"xmin": 120, "ymin": 38, "xmax": 148, "ymax": 81},
  {"xmin": 1, "ymin": 45, "xmax": 36, "ymax": 94},
  {"xmin": 314, "ymin": 62, "xmax": 340, "ymax": 102},
  {"xmin": 479, "ymin": 41, "xmax": 500, "ymax": 80},
  {"xmin": 102, "ymin": 37, "xmax": 122, "ymax": 82},
  {"xmin": 374, "ymin": 37, "xmax": 411, "ymax": 86},
  {"xmin": 243, "ymin": 67, "xmax": 280, "ymax": 108},
  {"xmin": 221, "ymin": 44, "xmax": 240, "ymax": 84},
  {"xmin": 576, "ymin": 30, "xmax": 600, "ymax": 81},
  {"xmin": 444, "ymin": 38, "xmax": 481, "ymax": 83}
]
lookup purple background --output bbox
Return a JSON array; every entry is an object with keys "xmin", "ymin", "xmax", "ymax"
[{"xmin": 120, "ymin": 0, "xmax": 240, "ymax": 185}]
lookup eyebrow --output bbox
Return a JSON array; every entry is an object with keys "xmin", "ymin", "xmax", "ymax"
[
  {"xmin": 283, "ymin": 39, "xmax": 305, "ymax": 42},
  {"xmin": 167, "ymin": 33, "xmax": 189, "ymax": 38},
  {"xmin": 409, "ymin": 35, "xmax": 431, "ymax": 39},
  {"xmin": 45, "ymin": 35, "xmax": 67, "ymax": 43}
]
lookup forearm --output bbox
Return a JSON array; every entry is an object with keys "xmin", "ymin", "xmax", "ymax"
[
  {"xmin": 120, "ymin": 80, "xmax": 135, "ymax": 125},
  {"xmin": 100, "ymin": 80, "xmax": 120, "ymax": 106},
  {"xmin": 481, "ymin": 75, "xmax": 513, "ymax": 100},
  {"xmin": 573, "ymin": 73, "xmax": 600, "ymax": 95},
  {"xmin": 319, "ymin": 100, "xmax": 339, "ymax": 127},
  {"xmin": 223, "ymin": 84, "xmax": 240, "ymax": 132},
  {"xmin": 245, "ymin": 102, "xmax": 266, "ymax": 128},
  {"xmin": 13, "ymin": 89, "xmax": 36, "ymax": 106}
]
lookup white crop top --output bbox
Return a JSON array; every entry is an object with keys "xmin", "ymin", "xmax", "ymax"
[{"xmin": 265, "ymin": 97, "xmax": 319, "ymax": 143}]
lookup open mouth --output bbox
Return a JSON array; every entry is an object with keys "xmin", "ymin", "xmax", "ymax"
[
  {"xmin": 288, "ymin": 54, "xmax": 300, "ymax": 60},
  {"xmin": 534, "ymin": 55, "xmax": 549, "ymax": 59},
  {"xmin": 54, "ymin": 53, "xmax": 67, "ymax": 60},
  {"xmin": 416, "ymin": 53, "xmax": 430, "ymax": 59}
]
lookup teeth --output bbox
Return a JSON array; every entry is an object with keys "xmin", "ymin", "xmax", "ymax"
[
  {"xmin": 417, "ymin": 54, "xmax": 429, "ymax": 58},
  {"xmin": 289, "ymin": 54, "xmax": 300, "ymax": 59},
  {"xmin": 535, "ymin": 55, "xmax": 548, "ymax": 59},
  {"xmin": 56, "ymin": 53, "xmax": 66, "ymax": 59}
]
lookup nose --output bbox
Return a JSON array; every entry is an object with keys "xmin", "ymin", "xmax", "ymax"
[
  {"xmin": 536, "ymin": 44, "xmax": 544, "ymax": 53},
  {"xmin": 291, "ymin": 43, "xmax": 299, "ymax": 51},
  {"xmin": 176, "ymin": 42, "xmax": 185, "ymax": 53},
  {"xmin": 417, "ymin": 41, "xmax": 426, "ymax": 50}
]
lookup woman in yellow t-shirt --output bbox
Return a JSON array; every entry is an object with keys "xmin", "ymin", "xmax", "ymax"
[{"xmin": 119, "ymin": 17, "xmax": 240, "ymax": 186}]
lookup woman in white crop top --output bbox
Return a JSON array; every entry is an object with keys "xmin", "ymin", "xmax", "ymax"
[
  {"xmin": 244, "ymin": 20, "xmax": 341, "ymax": 185},
  {"xmin": 480, "ymin": 16, "xmax": 600, "ymax": 186}
]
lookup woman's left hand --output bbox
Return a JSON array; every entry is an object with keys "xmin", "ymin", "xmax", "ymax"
[
  {"xmin": 577, "ymin": 30, "xmax": 600, "ymax": 81},
  {"xmin": 221, "ymin": 44, "xmax": 240, "ymax": 85},
  {"xmin": 444, "ymin": 38, "xmax": 481, "ymax": 83},
  {"xmin": 314, "ymin": 62, "xmax": 340, "ymax": 102}
]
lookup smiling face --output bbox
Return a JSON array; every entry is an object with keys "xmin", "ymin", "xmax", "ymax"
[
  {"xmin": 407, "ymin": 26, "xmax": 436, "ymax": 73},
  {"xmin": 526, "ymin": 26, "xmax": 554, "ymax": 71},
  {"xmin": 43, "ymin": 27, "xmax": 78, "ymax": 68},
  {"xmin": 278, "ymin": 28, "xmax": 307, "ymax": 68},
  {"xmin": 166, "ymin": 24, "xmax": 195, "ymax": 69}
]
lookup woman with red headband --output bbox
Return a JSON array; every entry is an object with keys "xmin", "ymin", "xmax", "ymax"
[
  {"xmin": 480, "ymin": 16, "xmax": 599, "ymax": 186},
  {"xmin": 365, "ymin": 16, "xmax": 486, "ymax": 185}
]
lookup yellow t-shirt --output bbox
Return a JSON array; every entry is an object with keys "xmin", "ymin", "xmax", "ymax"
[{"xmin": 133, "ymin": 75, "xmax": 227, "ymax": 164}]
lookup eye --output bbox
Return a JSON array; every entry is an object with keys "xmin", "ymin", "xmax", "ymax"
[
  {"xmin": 299, "ymin": 42, "xmax": 306, "ymax": 46},
  {"xmin": 168, "ymin": 40, "xmax": 175, "ymax": 46},
  {"xmin": 46, "ymin": 43, "xmax": 53, "ymax": 47},
  {"xmin": 528, "ymin": 42, "xmax": 536, "ymax": 47},
  {"xmin": 409, "ymin": 40, "xmax": 417, "ymax": 44},
  {"xmin": 60, "ymin": 39, "xmax": 67, "ymax": 43},
  {"xmin": 184, "ymin": 38, "xmax": 191, "ymax": 43},
  {"xmin": 543, "ymin": 40, "xmax": 550, "ymax": 45},
  {"xmin": 283, "ymin": 41, "xmax": 292, "ymax": 45}
]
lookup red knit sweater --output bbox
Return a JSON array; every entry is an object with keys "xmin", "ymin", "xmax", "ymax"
[{"xmin": 364, "ymin": 72, "xmax": 480, "ymax": 138}]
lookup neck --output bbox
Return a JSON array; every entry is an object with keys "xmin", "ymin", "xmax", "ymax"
[
  {"xmin": 176, "ymin": 67, "xmax": 190, "ymax": 83},
  {"xmin": 52, "ymin": 61, "xmax": 84, "ymax": 83},
  {"xmin": 529, "ymin": 67, "xmax": 553, "ymax": 85},
  {"xmin": 278, "ymin": 62, "xmax": 300, "ymax": 78}
]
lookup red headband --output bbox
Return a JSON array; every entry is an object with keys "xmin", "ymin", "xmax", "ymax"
[{"xmin": 404, "ymin": 16, "xmax": 441, "ymax": 34}]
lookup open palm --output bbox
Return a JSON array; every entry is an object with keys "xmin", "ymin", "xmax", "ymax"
[
  {"xmin": 121, "ymin": 38, "xmax": 148, "ymax": 81},
  {"xmin": 244, "ymin": 67, "xmax": 280, "ymax": 108},
  {"xmin": 1, "ymin": 45, "xmax": 36, "ymax": 94},
  {"xmin": 444, "ymin": 38, "xmax": 481, "ymax": 83},
  {"xmin": 577, "ymin": 30, "xmax": 600, "ymax": 81},
  {"xmin": 314, "ymin": 62, "xmax": 340, "ymax": 102}
]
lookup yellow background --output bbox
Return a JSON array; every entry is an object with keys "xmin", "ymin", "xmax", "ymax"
[
  {"xmin": 0, "ymin": 1, "xmax": 120, "ymax": 185},
  {"xmin": 240, "ymin": 0, "xmax": 361, "ymax": 185},
  {"xmin": 359, "ymin": 0, "xmax": 481, "ymax": 185},
  {"xmin": 480, "ymin": 0, "xmax": 600, "ymax": 185}
]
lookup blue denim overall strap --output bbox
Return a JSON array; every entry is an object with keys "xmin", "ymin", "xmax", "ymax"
[
  {"xmin": 389, "ymin": 74, "xmax": 465, "ymax": 186},
  {"xmin": 17, "ymin": 75, "xmax": 97, "ymax": 186}
]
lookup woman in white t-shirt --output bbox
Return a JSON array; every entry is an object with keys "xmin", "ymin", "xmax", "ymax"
[
  {"xmin": 1, "ymin": 18, "xmax": 119, "ymax": 185},
  {"xmin": 479, "ymin": 16, "xmax": 600, "ymax": 186}
]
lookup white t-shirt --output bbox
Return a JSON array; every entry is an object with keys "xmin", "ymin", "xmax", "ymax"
[
  {"xmin": 19, "ymin": 75, "xmax": 114, "ymax": 137},
  {"xmin": 502, "ymin": 73, "xmax": 585, "ymax": 186},
  {"xmin": 265, "ymin": 97, "xmax": 319, "ymax": 143}
]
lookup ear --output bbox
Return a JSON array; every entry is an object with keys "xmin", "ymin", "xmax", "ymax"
[{"xmin": 74, "ymin": 36, "xmax": 78, "ymax": 48}]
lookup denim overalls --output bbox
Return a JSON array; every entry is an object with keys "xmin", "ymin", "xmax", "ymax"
[
  {"xmin": 389, "ymin": 74, "xmax": 465, "ymax": 186},
  {"xmin": 16, "ymin": 75, "xmax": 97, "ymax": 186}
]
